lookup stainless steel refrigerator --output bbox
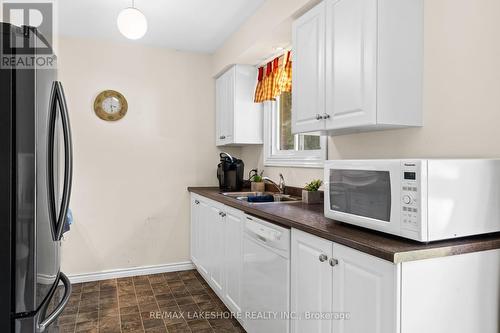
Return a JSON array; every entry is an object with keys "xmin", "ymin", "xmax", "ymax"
[{"xmin": 0, "ymin": 23, "xmax": 73, "ymax": 332}]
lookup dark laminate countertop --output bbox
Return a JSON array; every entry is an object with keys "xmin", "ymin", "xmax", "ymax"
[{"xmin": 188, "ymin": 187, "xmax": 500, "ymax": 263}]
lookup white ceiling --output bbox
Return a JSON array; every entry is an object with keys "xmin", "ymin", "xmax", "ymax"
[{"xmin": 58, "ymin": 0, "xmax": 266, "ymax": 53}]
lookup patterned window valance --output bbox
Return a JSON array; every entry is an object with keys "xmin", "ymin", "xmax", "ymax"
[{"xmin": 254, "ymin": 51, "xmax": 292, "ymax": 103}]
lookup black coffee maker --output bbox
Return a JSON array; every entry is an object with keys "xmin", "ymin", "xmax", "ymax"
[{"xmin": 217, "ymin": 152, "xmax": 244, "ymax": 192}]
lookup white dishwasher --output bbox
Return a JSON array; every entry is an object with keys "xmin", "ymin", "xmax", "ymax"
[{"xmin": 242, "ymin": 214, "xmax": 290, "ymax": 333}]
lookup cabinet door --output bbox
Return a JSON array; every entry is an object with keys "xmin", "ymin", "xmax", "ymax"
[
  {"xmin": 195, "ymin": 200, "xmax": 212, "ymax": 279},
  {"xmin": 325, "ymin": 0, "xmax": 377, "ymax": 129},
  {"xmin": 215, "ymin": 75, "xmax": 224, "ymax": 145},
  {"xmin": 190, "ymin": 195, "xmax": 200, "ymax": 266},
  {"xmin": 216, "ymin": 69, "xmax": 234, "ymax": 146},
  {"xmin": 292, "ymin": 1, "xmax": 326, "ymax": 134},
  {"xmin": 332, "ymin": 243, "xmax": 397, "ymax": 333},
  {"xmin": 291, "ymin": 229, "xmax": 333, "ymax": 333},
  {"xmin": 208, "ymin": 205, "xmax": 225, "ymax": 295},
  {"xmin": 223, "ymin": 209, "xmax": 243, "ymax": 314}
]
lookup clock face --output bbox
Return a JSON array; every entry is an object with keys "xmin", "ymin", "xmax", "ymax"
[
  {"xmin": 102, "ymin": 96, "xmax": 122, "ymax": 114},
  {"xmin": 94, "ymin": 90, "xmax": 128, "ymax": 121}
]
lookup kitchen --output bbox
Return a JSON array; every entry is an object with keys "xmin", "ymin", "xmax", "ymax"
[{"xmin": 1, "ymin": 0, "xmax": 500, "ymax": 332}]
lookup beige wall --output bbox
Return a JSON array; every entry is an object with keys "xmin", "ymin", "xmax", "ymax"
[
  {"xmin": 60, "ymin": 0, "xmax": 500, "ymax": 276},
  {"xmin": 212, "ymin": 0, "xmax": 319, "ymax": 76},
  {"xmin": 58, "ymin": 37, "xmax": 239, "ymax": 275},
  {"xmin": 239, "ymin": 0, "xmax": 500, "ymax": 187}
]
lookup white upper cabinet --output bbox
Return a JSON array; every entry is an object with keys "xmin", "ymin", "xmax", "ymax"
[
  {"xmin": 215, "ymin": 65, "xmax": 263, "ymax": 146},
  {"xmin": 292, "ymin": 1, "xmax": 326, "ymax": 134},
  {"xmin": 325, "ymin": 0, "xmax": 377, "ymax": 130},
  {"xmin": 216, "ymin": 71, "xmax": 234, "ymax": 145},
  {"xmin": 292, "ymin": 0, "xmax": 423, "ymax": 135}
]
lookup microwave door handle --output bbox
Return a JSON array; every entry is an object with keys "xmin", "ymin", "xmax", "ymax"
[{"xmin": 54, "ymin": 82, "xmax": 73, "ymax": 241}]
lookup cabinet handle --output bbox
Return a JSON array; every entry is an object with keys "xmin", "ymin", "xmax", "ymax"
[
  {"xmin": 319, "ymin": 254, "xmax": 328, "ymax": 262},
  {"xmin": 220, "ymin": 135, "xmax": 226, "ymax": 140},
  {"xmin": 315, "ymin": 114, "xmax": 323, "ymax": 121},
  {"xmin": 329, "ymin": 258, "xmax": 338, "ymax": 267},
  {"xmin": 323, "ymin": 113, "xmax": 331, "ymax": 119},
  {"xmin": 194, "ymin": 200, "xmax": 200, "ymax": 205}
]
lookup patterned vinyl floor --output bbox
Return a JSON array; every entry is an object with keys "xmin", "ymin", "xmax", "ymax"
[{"xmin": 57, "ymin": 269, "xmax": 246, "ymax": 333}]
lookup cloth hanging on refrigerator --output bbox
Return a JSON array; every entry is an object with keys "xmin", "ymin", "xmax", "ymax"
[{"xmin": 63, "ymin": 208, "xmax": 73, "ymax": 234}]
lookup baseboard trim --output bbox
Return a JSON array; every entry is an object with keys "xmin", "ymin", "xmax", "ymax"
[{"xmin": 67, "ymin": 261, "xmax": 195, "ymax": 284}]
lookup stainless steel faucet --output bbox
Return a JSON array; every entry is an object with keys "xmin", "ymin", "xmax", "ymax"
[{"xmin": 263, "ymin": 173, "xmax": 286, "ymax": 194}]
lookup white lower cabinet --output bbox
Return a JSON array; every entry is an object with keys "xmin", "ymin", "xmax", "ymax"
[
  {"xmin": 291, "ymin": 229, "xmax": 397, "ymax": 333},
  {"xmin": 192, "ymin": 195, "xmax": 500, "ymax": 333},
  {"xmin": 223, "ymin": 208, "xmax": 243, "ymax": 314},
  {"xmin": 331, "ymin": 242, "xmax": 397, "ymax": 333},
  {"xmin": 291, "ymin": 230, "xmax": 333, "ymax": 333},
  {"xmin": 191, "ymin": 196, "xmax": 210, "ymax": 278},
  {"xmin": 190, "ymin": 194, "xmax": 244, "ymax": 316},
  {"xmin": 207, "ymin": 203, "xmax": 225, "ymax": 295},
  {"xmin": 190, "ymin": 196, "xmax": 200, "ymax": 266}
]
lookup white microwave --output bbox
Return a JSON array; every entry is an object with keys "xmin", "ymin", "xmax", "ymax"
[{"xmin": 324, "ymin": 159, "xmax": 500, "ymax": 242}]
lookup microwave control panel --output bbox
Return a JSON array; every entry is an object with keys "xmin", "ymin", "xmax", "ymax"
[{"xmin": 401, "ymin": 162, "xmax": 420, "ymax": 230}]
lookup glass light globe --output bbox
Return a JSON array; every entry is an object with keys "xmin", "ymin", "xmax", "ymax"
[{"xmin": 117, "ymin": 7, "xmax": 147, "ymax": 40}]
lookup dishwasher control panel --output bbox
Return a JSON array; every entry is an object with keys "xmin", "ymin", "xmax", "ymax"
[{"xmin": 244, "ymin": 215, "xmax": 290, "ymax": 257}]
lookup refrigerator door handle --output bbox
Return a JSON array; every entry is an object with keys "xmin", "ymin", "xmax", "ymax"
[
  {"xmin": 47, "ymin": 81, "xmax": 73, "ymax": 241},
  {"xmin": 47, "ymin": 83, "xmax": 58, "ymax": 241},
  {"xmin": 54, "ymin": 82, "xmax": 73, "ymax": 241},
  {"xmin": 36, "ymin": 272, "xmax": 72, "ymax": 333}
]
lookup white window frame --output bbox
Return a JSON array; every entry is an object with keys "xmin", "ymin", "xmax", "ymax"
[{"xmin": 263, "ymin": 99, "xmax": 327, "ymax": 168}]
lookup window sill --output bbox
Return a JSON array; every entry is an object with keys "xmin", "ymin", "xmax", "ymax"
[
  {"xmin": 264, "ymin": 158, "xmax": 325, "ymax": 168},
  {"xmin": 264, "ymin": 151, "xmax": 326, "ymax": 168}
]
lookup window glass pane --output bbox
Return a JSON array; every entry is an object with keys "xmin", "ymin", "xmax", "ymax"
[
  {"xmin": 278, "ymin": 91, "xmax": 321, "ymax": 151},
  {"xmin": 299, "ymin": 134, "xmax": 321, "ymax": 150},
  {"xmin": 279, "ymin": 92, "xmax": 294, "ymax": 150}
]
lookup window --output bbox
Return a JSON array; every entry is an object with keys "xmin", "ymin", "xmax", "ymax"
[{"xmin": 264, "ymin": 91, "xmax": 327, "ymax": 167}]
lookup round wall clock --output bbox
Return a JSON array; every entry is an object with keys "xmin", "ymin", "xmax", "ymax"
[{"xmin": 94, "ymin": 90, "xmax": 128, "ymax": 121}]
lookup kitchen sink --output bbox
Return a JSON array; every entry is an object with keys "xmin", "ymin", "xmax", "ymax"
[{"xmin": 222, "ymin": 192, "xmax": 301, "ymax": 204}]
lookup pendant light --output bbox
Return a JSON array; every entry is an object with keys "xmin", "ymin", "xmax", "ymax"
[{"xmin": 117, "ymin": 0, "xmax": 148, "ymax": 40}]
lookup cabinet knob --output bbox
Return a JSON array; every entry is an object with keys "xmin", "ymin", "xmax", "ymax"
[
  {"xmin": 220, "ymin": 135, "xmax": 226, "ymax": 140},
  {"xmin": 319, "ymin": 254, "xmax": 328, "ymax": 262},
  {"xmin": 323, "ymin": 113, "xmax": 331, "ymax": 119},
  {"xmin": 219, "ymin": 212, "xmax": 226, "ymax": 218},
  {"xmin": 329, "ymin": 258, "xmax": 338, "ymax": 267},
  {"xmin": 315, "ymin": 114, "xmax": 323, "ymax": 120},
  {"xmin": 194, "ymin": 200, "xmax": 200, "ymax": 205}
]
